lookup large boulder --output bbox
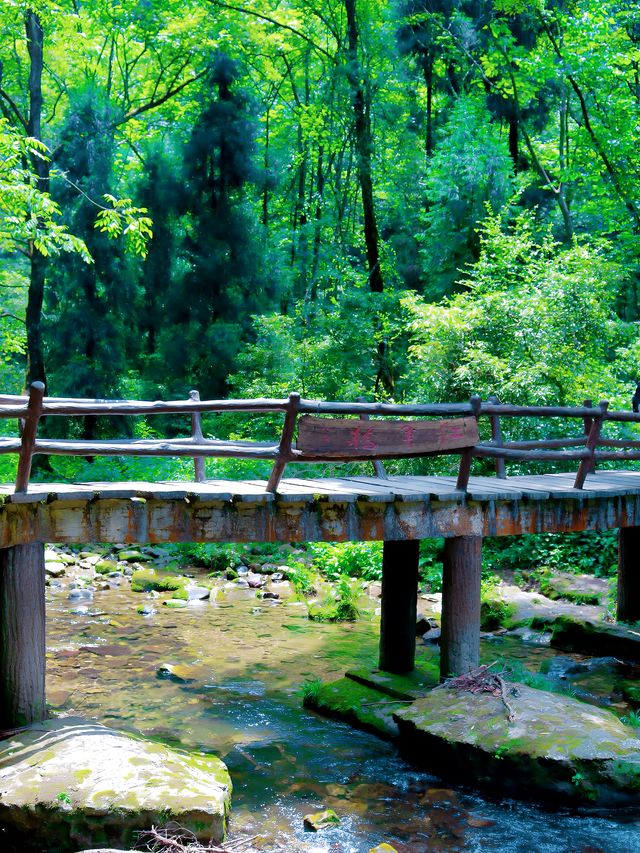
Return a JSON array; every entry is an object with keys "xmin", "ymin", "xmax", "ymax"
[
  {"xmin": 394, "ymin": 683, "xmax": 640, "ymax": 807},
  {"xmin": 0, "ymin": 717, "xmax": 231, "ymax": 853}
]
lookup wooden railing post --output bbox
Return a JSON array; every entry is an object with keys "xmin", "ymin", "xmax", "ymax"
[
  {"xmin": 582, "ymin": 398, "xmax": 594, "ymax": 477},
  {"xmin": 574, "ymin": 400, "xmax": 608, "ymax": 488},
  {"xmin": 357, "ymin": 395, "xmax": 387, "ymax": 479},
  {"xmin": 456, "ymin": 395, "xmax": 481, "ymax": 491},
  {"xmin": 14, "ymin": 381, "xmax": 45, "ymax": 493},
  {"xmin": 488, "ymin": 394, "xmax": 506, "ymax": 478},
  {"xmin": 266, "ymin": 392, "xmax": 300, "ymax": 492},
  {"xmin": 189, "ymin": 389, "xmax": 206, "ymax": 483}
]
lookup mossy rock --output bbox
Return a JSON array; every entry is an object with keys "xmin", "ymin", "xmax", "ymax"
[
  {"xmin": 0, "ymin": 717, "xmax": 231, "ymax": 852},
  {"xmin": 302, "ymin": 665, "xmax": 439, "ymax": 740},
  {"xmin": 480, "ymin": 595, "xmax": 517, "ymax": 631},
  {"xmin": 394, "ymin": 682, "xmax": 640, "ymax": 807},
  {"xmin": 304, "ymin": 676, "xmax": 406, "ymax": 739},
  {"xmin": 130, "ymin": 569, "xmax": 187, "ymax": 593},
  {"xmin": 94, "ymin": 559, "xmax": 118, "ymax": 575},
  {"xmin": 618, "ymin": 680, "xmax": 640, "ymax": 708},
  {"xmin": 539, "ymin": 572, "xmax": 603, "ymax": 606},
  {"xmin": 116, "ymin": 549, "xmax": 146, "ymax": 562},
  {"xmin": 551, "ymin": 615, "xmax": 640, "ymax": 661}
]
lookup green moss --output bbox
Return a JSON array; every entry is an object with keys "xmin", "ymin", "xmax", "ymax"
[
  {"xmin": 304, "ymin": 675, "xmax": 407, "ymax": 739},
  {"xmin": 480, "ymin": 596, "xmax": 517, "ymax": 630},
  {"xmin": 73, "ymin": 768, "xmax": 91, "ymax": 783},
  {"xmin": 95, "ymin": 559, "xmax": 117, "ymax": 575},
  {"xmin": 171, "ymin": 587, "xmax": 189, "ymax": 600},
  {"xmin": 130, "ymin": 569, "xmax": 187, "ymax": 593}
]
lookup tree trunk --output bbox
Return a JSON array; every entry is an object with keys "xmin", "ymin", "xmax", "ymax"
[
  {"xmin": 344, "ymin": 0, "xmax": 384, "ymax": 293},
  {"xmin": 378, "ymin": 540, "xmax": 419, "ymax": 674},
  {"xmin": 0, "ymin": 543, "xmax": 46, "ymax": 729},
  {"xmin": 25, "ymin": 10, "xmax": 49, "ymax": 391},
  {"xmin": 440, "ymin": 536, "xmax": 482, "ymax": 680}
]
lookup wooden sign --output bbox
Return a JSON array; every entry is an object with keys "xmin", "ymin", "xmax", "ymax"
[{"xmin": 296, "ymin": 416, "xmax": 479, "ymax": 458}]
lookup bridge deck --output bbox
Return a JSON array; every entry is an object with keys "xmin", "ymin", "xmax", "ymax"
[{"xmin": 2, "ymin": 470, "xmax": 640, "ymax": 546}]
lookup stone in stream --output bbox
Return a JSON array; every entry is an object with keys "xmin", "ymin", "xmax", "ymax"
[
  {"xmin": 185, "ymin": 585, "xmax": 211, "ymax": 600},
  {"xmin": 0, "ymin": 717, "xmax": 231, "ymax": 852},
  {"xmin": 116, "ymin": 549, "xmax": 146, "ymax": 562},
  {"xmin": 45, "ymin": 562, "xmax": 66, "ymax": 578},
  {"xmin": 94, "ymin": 559, "xmax": 118, "ymax": 575},
  {"xmin": 303, "ymin": 808, "xmax": 340, "ymax": 830},
  {"xmin": 68, "ymin": 589, "xmax": 94, "ymax": 602},
  {"xmin": 393, "ymin": 682, "xmax": 640, "ymax": 806},
  {"xmin": 550, "ymin": 615, "xmax": 640, "ymax": 661}
]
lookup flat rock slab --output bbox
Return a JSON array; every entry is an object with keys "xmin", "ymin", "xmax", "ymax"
[
  {"xmin": 394, "ymin": 683, "xmax": 640, "ymax": 807},
  {"xmin": 0, "ymin": 717, "xmax": 231, "ymax": 852},
  {"xmin": 550, "ymin": 615, "xmax": 640, "ymax": 660}
]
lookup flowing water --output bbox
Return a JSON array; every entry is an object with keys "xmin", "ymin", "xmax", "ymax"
[{"xmin": 45, "ymin": 564, "xmax": 640, "ymax": 853}]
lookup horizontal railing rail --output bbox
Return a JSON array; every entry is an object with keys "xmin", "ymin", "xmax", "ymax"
[{"xmin": 2, "ymin": 385, "xmax": 640, "ymax": 493}]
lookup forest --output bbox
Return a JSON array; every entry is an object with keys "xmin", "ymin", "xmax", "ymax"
[{"xmin": 2, "ymin": 0, "xmax": 640, "ymax": 445}]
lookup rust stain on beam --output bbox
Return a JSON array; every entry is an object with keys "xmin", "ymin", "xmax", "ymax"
[{"xmin": 4, "ymin": 490, "xmax": 640, "ymax": 547}]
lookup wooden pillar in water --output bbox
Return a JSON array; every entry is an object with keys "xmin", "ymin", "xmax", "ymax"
[
  {"xmin": 0, "ymin": 543, "xmax": 46, "ymax": 728},
  {"xmin": 378, "ymin": 539, "xmax": 420, "ymax": 674},
  {"xmin": 617, "ymin": 527, "xmax": 640, "ymax": 623},
  {"xmin": 440, "ymin": 536, "xmax": 482, "ymax": 680}
]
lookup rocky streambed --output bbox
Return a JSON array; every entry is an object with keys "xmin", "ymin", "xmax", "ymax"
[{"xmin": 2, "ymin": 543, "xmax": 640, "ymax": 851}]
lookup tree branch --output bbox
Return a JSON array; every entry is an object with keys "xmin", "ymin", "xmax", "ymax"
[
  {"xmin": 0, "ymin": 88, "xmax": 28, "ymax": 131},
  {"xmin": 115, "ymin": 68, "xmax": 207, "ymax": 125},
  {"xmin": 209, "ymin": 1, "xmax": 335, "ymax": 62}
]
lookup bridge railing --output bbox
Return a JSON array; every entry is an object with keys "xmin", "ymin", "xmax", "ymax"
[{"xmin": 1, "ymin": 384, "xmax": 640, "ymax": 494}]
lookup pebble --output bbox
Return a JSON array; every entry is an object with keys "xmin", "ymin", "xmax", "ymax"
[{"xmin": 68, "ymin": 589, "xmax": 94, "ymax": 601}]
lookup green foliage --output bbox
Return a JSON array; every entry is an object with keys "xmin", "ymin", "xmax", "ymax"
[
  {"xmin": 308, "ymin": 576, "xmax": 362, "ymax": 623},
  {"xmin": 480, "ymin": 574, "xmax": 517, "ymax": 630},
  {"xmin": 0, "ymin": 119, "xmax": 90, "ymax": 262},
  {"xmin": 418, "ymin": 538, "xmax": 444, "ymax": 592},
  {"xmin": 484, "ymin": 531, "xmax": 618, "ymax": 579},
  {"xmin": 130, "ymin": 569, "xmax": 187, "ymax": 593},
  {"xmin": 95, "ymin": 194, "xmax": 153, "ymax": 257},
  {"xmin": 309, "ymin": 542, "xmax": 382, "ymax": 582},
  {"xmin": 419, "ymin": 96, "xmax": 516, "ymax": 298},
  {"xmin": 283, "ymin": 562, "xmax": 317, "ymax": 597},
  {"xmin": 404, "ymin": 207, "xmax": 633, "ymax": 410},
  {"xmin": 620, "ymin": 710, "xmax": 640, "ymax": 729}
]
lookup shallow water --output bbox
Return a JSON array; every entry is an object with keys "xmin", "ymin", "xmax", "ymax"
[{"xmin": 46, "ymin": 569, "xmax": 640, "ymax": 852}]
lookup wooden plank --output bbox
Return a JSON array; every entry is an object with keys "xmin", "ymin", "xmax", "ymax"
[
  {"xmin": 288, "ymin": 477, "xmax": 397, "ymax": 502},
  {"xmin": 447, "ymin": 477, "xmax": 524, "ymax": 502},
  {"xmin": 296, "ymin": 416, "xmax": 478, "ymax": 458},
  {"xmin": 388, "ymin": 476, "xmax": 465, "ymax": 501},
  {"xmin": 181, "ymin": 480, "xmax": 273, "ymax": 503},
  {"xmin": 509, "ymin": 474, "xmax": 601, "ymax": 499},
  {"xmin": 345, "ymin": 476, "xmax": 434, "ymax": 501},
  {"xmin": 584, "ymin": 471, "xmax": 640, "ymax": 489},
  {"xmin": 259, "ymin": 477, "xmax": 359, "ymax": 502}
]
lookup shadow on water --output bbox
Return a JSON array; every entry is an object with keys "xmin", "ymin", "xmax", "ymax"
[{"xmin": 45, "ymin": 571, "xmax": 640, "ymax": 852}]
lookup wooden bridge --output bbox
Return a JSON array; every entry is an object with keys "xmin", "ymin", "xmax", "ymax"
[{"xmin": 2, "ymin": 384, "xmax": 640, "ymax": 731}]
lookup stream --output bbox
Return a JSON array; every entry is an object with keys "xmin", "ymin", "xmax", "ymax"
[{"xmin": 45, "ymin": 558, "xmax": 640, "ymax": 853}]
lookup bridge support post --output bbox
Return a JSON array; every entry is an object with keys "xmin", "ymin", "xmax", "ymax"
[
  {"xmin": 378, "ymin": 539, "xmax": 419, "ymax": 674},
  {"xmin": 440, "ymin": 536, "xmax": 482, "ymax": 680},
  {"xmin": 0, "ymin": 543, "xmax": 46, "ymax": 729},
  {"xmin": 617, "ymin": 527, "xmax": 640, "ymax": 623}
]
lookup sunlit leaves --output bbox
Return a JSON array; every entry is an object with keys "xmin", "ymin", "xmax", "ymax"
[
  {"xmin": 0, "ymin": 120, "xmax": 91, "ymax": 261},
  {"xmin": 95, "ymin": 194, "xmax": 153, "ymax": 257}
]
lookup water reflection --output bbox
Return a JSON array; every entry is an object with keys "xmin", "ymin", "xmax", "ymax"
[{"xmin": 46, "ymin": 570, "xmax": 640, "ymax": 852}]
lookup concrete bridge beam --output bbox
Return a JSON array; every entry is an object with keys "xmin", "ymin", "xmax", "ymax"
[
  {"xmin": 440, "ymin": 535, "xmax": 482, "ymax": 680},
  {"xmin": 0, "ymin": 543, "xmax": 46, "ymax": 729},
  {"xmin": 378, "ymin": 540, "xmax": 420, "ymax": 674},
  {"xmin": 618, "ymin": 527, "xmax": 640, "ymax": 623}
]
